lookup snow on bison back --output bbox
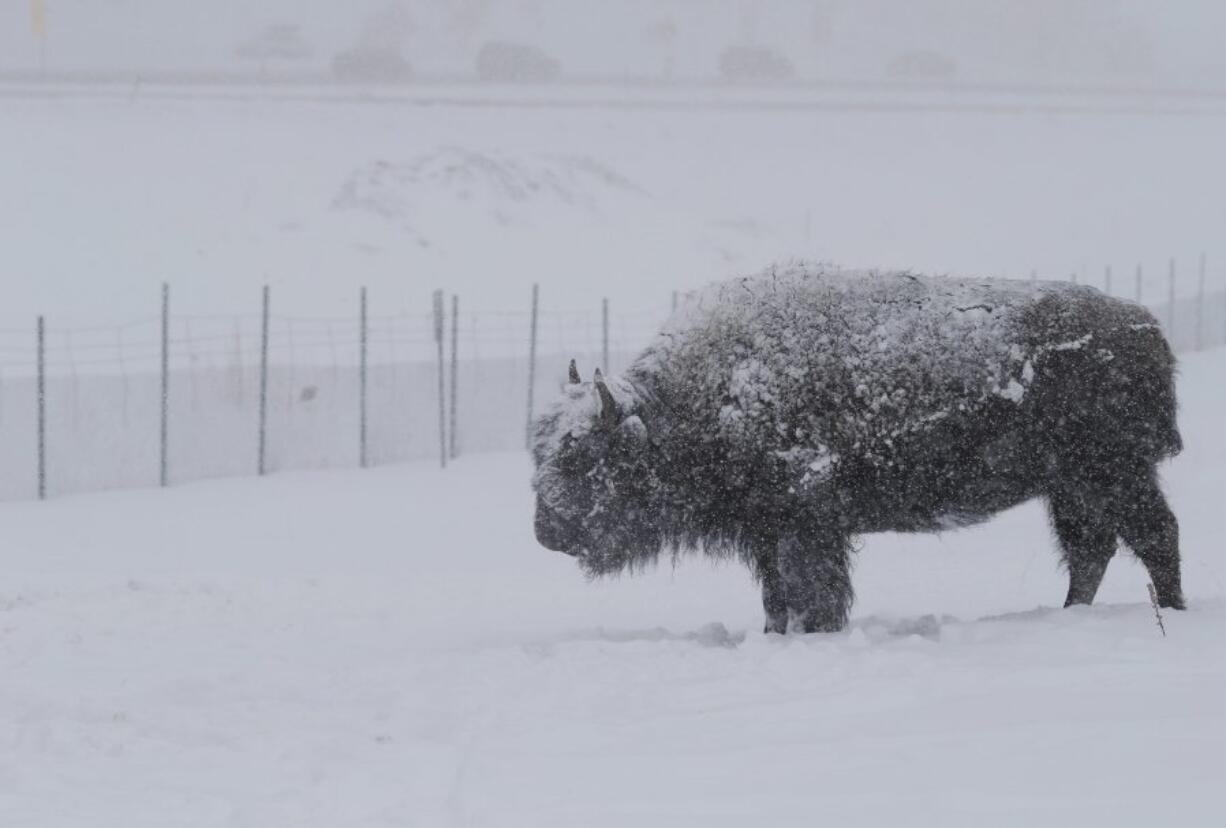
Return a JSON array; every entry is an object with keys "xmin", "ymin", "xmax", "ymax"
[{"xmin": 531, "ymin": 264, "xmax": 1185, "ymax": 633}]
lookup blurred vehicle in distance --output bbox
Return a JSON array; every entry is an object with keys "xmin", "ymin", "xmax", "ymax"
[
  {"xmin": 717, "ymin": 45, "xmax": 795, "ymax": 83},
  {"xmin": 332, "ymin": 47, "xmax": 413, "ymax": 83},
  {"xmin": 476, "ymin": 41, "xmax": 562, "ymax": 83},
  {"xmin": 235, "ymin": 23, "xmax": 314, "ymax": 78},
  {"xmin": 887, "ymin": 50, "xmax": 959, "ymax": 81}
]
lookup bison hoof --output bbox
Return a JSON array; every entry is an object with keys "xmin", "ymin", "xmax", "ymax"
[{"xmin": 1160, "ymin": 594, "xmax": 1187, "ymax": 611}]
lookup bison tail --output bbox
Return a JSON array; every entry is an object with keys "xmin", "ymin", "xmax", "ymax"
[
  {"xmin": 1155, "ymin": 401, "xmax": 1182, "ymax": 461},
  {"xmin": 1129, "ymin": 330, "xmax": 1182, "ymax": 463}
]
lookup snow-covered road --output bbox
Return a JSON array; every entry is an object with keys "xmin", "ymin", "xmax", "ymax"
[{"xmin": 2, "ymin": 349, "xmax": 1224, "ymax": 826}]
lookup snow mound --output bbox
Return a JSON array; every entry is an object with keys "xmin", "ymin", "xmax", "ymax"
[{"xmin": 332, "ymin": 147, "xmax": 643, "ymax": 227}]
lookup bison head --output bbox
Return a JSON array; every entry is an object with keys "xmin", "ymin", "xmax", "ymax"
[{"xmin": 531, "ymin": 361, "xmax": 661, "ymax": 575}]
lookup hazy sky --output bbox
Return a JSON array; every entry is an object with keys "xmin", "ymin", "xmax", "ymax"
[{"xmin": 3, "ymin": 1, "xmax": 1225, "ymax": 85}]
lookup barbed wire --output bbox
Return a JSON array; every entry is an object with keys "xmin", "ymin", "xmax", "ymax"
[{"xmin": 1, "ymin": 266, "xmax": 1223, "ymax": 374}]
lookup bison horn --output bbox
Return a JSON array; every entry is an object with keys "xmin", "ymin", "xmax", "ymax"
[
  {"xmin": 593, "ymin": 369, "xmax": 619, "ymax": 429},
  {"xmin": 568, "ymin": 359, "xmax": 581, "ymax": 384}
]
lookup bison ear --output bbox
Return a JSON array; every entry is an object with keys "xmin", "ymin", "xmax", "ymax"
[
  {"xmin": 568, "ymin": 359, "xmax": 581, "ymax": 385},
  {"xmin": 593, "ymin": 369, "xmax": 619, "ymax": 430}
]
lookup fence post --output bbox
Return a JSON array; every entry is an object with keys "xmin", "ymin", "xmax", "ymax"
[
  {"xmin": 258, "ymin": 285, "xmax": 270, "ymax": 476},
  {"xmin": 433, "ymin": 290, "xmax": 447, "ymax": 470},
  {"xmin": 671, "ymin": 290, "xmax": 678, "ymax": 314},
  {"xmin": 116, "ymin": 327, "xmax": 130, "ymax": 424},
  {"xmin": 1135, "ymin": 264, "xmax": 1142, "ymax": 303},
  {"xmin": 37, "ymin": 316, "xmax": 46, "ymax": 501},
  {"xmin": 449, "ymin": 293, "xmax": 459, "ymax": 460},
  {"xmin": 359, "ymin": 286, "xmax": 368, "ymax": 468},
  {"xmin": 1167, "ymin": 258, "xmax": 1176, "ymax": 334},
  {"xmin": 525, "ymin": 283, "xmax": 539, "ymax": 449},
  {"xmin": 1104, "ymin": 265, "xmax": 1112, "ymax": 296},
  {"xmin": 601, "ymin": 297, "xmax": 609, "ymax": 372},
  {"xmin": 160, "ymin": 283, "xmax": 170, "ymax": 487},
  {"xmin": 1195, "ymin": 252, "xmax": 1206, "ymax": 351}
]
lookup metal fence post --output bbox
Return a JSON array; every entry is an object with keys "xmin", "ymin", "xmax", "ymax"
[
  {"xmin": 360, "ymin": 286, "xmax": 368, "ymax": 468},
  {"xmin": 258, "ymin": 285, "xmax": 270, "ymax": 476},
  {"xmin": 160, "ymin": 283, "xmax": 170, "ymax": 487},
  {"xmin": 449, "ymin": 294, "xmax": 459, "ymax": 460},
  {"xmin": 1195, "ymin": 252, "xmax": 1206, "ymax": 351},
  {"xmin": 37, "ymin": 316, "xmax": 46, "ymax": 500},
  {"xmin": 433, "ymin": 289, "xmax": 446, "ymax": 470},
  {"xmin": 1167, "ymin": 258, "xmax": 1176, "ymax": 334},
  {"xmin": 1104, "ymin": 265, "xmax": 1112, "ymax": 296},
  {"xmin": 602, "ymin": 297, "xmax": 609, "ymax": 372},
  {"xmin": 1135, "ymin": 264, "xmax": 1142, "ymax": 303},
  {"xmin": 525, "ymin": 283, "xmax": 539, "ymax": 449}
]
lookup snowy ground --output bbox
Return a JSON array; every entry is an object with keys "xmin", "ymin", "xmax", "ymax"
[{"xmin": 2, "ymin": 346, "xmax": 1223, "ymax": 827}]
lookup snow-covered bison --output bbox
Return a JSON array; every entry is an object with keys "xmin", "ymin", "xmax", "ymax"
[{"xmin": 532, "ymin": 265, "xmax": 1184, "ymax": 633}]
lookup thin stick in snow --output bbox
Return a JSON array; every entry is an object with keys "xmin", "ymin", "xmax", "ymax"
[{"xmin": 1147, "ymin": 583, "xmax": 1167, "ymax": 638}]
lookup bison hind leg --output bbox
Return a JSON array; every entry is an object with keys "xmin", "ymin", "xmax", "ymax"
[
  {"xmin": 1048, "ymin": 488, "xmax": 1117, "ymax": 608},
  {"xmin": 1116, "ymin": 468, "xmax": 1185, "ymax": 610},
  {"xmin": 1048, "ymin": 462, "xmax": 1185, "ymax": 611}
]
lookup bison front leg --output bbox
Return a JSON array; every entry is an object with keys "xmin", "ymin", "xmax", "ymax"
[
  {"xmin": 752, "ymin": 544, "xmax": 789, "ymax": 634},
  {"xmin": 776, "ymin": 531, "xmax": 854, "ymax": 633}
]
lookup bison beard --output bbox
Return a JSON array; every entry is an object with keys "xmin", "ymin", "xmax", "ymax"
[{"xmin": 531, "ymin": 264, "xmax": 1185, "ymax": 633}]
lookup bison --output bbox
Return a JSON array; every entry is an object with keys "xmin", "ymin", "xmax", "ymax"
[{"xmin": 531, "ymin": 265, "xmax": 1185, "ymax": 633}]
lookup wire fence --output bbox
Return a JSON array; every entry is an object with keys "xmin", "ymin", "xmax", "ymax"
[{"xmin": 1, "ymin": 261, "xmax": 1223, "ymax": 503}]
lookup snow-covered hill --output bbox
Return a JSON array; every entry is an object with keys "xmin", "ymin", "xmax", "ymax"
[
  {"xmin": 4, "ymin": 90, "xmax": 1224, "ymax": 329},
  {"xmin": 2, "ymin": 347, "xmax": 1223, "ymax": 826}
]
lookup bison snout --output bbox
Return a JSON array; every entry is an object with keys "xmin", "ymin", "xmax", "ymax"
[{"xmin": 534, "ymin": 511, "xmax": 580, "ymax": 555}]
